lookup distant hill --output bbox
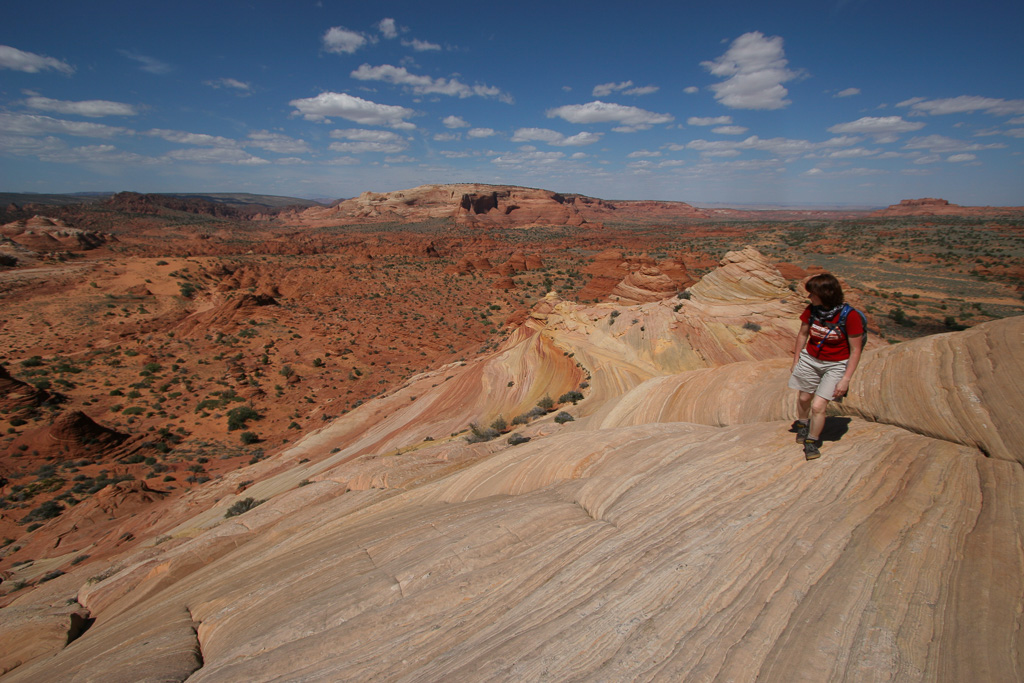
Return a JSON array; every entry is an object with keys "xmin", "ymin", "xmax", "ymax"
[{"xmin": 1, "ymin": 191, "xmax": 325, "ymax": 210}]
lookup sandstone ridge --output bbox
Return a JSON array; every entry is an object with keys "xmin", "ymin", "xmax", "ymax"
[
  {"xmin": 2, "ymin": 248, "xmax": 1021, "ymax": 682},
  {"xmin": 289, "ymin": 183, "xmax": 709, "ymax": 228}
]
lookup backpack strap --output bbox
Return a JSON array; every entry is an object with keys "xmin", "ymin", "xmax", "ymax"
[{"xmin": 813, "ymin": 303, "xmax": 852, "ymax": 352}]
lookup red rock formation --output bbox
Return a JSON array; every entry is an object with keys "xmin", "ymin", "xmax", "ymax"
[
  {"xmin": 608, "ymin": 266, "xmax": 679, "ymax": 304},
  {"xmin": 0, "ymin": 365, "xmax": 60, "ymax": 412},
  {"xmin": 287, "ymin": 184, "xmax": 709, "ymax": 230},
  {"xmin": 14, "ymin": 410, "xmax": 129, "ymax": 461}
]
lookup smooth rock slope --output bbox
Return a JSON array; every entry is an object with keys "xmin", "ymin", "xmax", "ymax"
[{"xmin": 1, "ymin": 249, "xmax": 1021, "ymax": 682}]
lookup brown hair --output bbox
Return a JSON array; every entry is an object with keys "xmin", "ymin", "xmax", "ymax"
[{"xmin": 804, "ymin": 273, "xmax": 844, "ymax": 309}]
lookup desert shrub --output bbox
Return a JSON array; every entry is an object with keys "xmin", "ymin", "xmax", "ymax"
[
  {"xmin": 678, "ymin": 290, "xmax": 691, "ymax": 300},
  {"xmin": 227, "ymin": 406, "xmax": 261, "ymax": 431},
  {"xmin": 239, "ymin": 431, "xmax": 259, "ymax": 444},
  {"xmin": 490, "ymin": 415, "xmax": 507, "ymax": 432},
  {"xmin": 122, "ymin": 406, "xmax": 145, "ymax": 415},
  {"xmin": 558, "ymin": 391, "xmax": 584, "ymax": 405},
  {"xmin": 465, "ymin": 422, "xmax": 500, "ymax": 444},
  {"xmin": 537, "ymin": 395, "xmax": 555, "ymax": 412},
  {"xmin": 39, "ymin": 570, "xmax": 65, "ymax": 583},
  {"xmin": 554, "ymin": 412, "xmax": 575, "ymax": 424},
  {"xmin": 20, "ymin": 356, "xmax": 44, "ymax": 368},
  {"xmin": 20, "ymin": 499, "xmax": 63, "ymax": 524},
  {"xmin": 225, "ymin": 497, "xmax": 264, "ymax": 518},
  {"xmin": 71, "ymin": 553, "xmax": 91, "ymax": 565},
  {"xmin": 743, "ymin": 321, "xmax": 762, "ymax": 332},
  {"xmin": 507, "ymin": 433, "xmax": 531, "ymax": 446}
]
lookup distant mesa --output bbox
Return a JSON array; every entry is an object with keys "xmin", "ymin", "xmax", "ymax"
[
  {"xmin": 869, "ymin": 197, "xmax": 1023, "ymax": 217},
  {"xmin": 288, "ymin": 183, "xmax": 708, "ymax": 229}
]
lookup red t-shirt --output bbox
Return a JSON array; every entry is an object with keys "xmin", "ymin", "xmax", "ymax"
[{"xmin": 801, "ymin": 305, "xmax": 864, "ymax": 361}]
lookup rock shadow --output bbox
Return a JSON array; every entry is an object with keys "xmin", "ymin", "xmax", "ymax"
[{"xmin": 820, "ymin": 417, "xmax": 852, "ymax": 443}]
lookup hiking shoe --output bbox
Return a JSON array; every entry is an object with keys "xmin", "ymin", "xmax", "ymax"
[
  {"xmin": 793, "ymin": 420, "xmax": 809, "ymax": 444},
  {"xmin": 803, "ymin": 439, "xmax": 821, "ymax": 460}
]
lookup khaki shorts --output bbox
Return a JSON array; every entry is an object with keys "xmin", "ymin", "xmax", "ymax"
[{"xmin": 788, "ymin": 350, "xmax": 848, "ymax": 400}]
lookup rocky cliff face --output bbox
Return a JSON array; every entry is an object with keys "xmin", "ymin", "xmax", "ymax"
[{"xmin": 1, "ymin": 248, "xmax": 1020, "ymax": 682}]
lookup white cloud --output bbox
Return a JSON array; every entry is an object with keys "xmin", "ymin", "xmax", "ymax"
[
  {"xmin": 546, "ymin": 100, "xmax": 673, "ymax": 128},
  {"xmin": 442, "ymin": 115, "xmax": 469, "ymax": 128},
  {"xmin": 558, "ymin": 132, "xmax": 602, "ymax": 146},
  {"xmin": 118, "ymin": 50, "xmax": 172, "ymax": 75},
  {"xmin": 625, "ymin": 85, "xmax": 659, "ymax": 96},
  {"xmin": 827, "ymin": 116, "xmax": 925, "ymax": 138},
  {"xmin": 289, "ymin": 92, "xmax": 416, "ymax": 129},
  {"xmin": 330, "ymin": 128, "xmax": 405, "ymax": 142},
  {"xmin": 204, "ymin": 78, "xmax": 252, "ymax": 94},
  {"xmin": 902, "ymin": 134, "xmax": 1004, "ymax": 154},
  {"xmin": 0, "ymin": 45, "xmax": 74, "ymax": 74},
  {"xmin": 835, "ymin": 88, "xmax": 861, "ymax": 98},
  {"xmin": 323, "ymin": 26, "xmax": 371, "ymax": 54},
  {"xmin": 627, "ymin": 149, "xmax": 661, "ymax": 158},
  {"xmin": 147, "ymin": 128, "xmax": 237, "ymax": 147},
  {"xmin": 403, "ymin": 39, "xmax": 441, "ymax": 51},
  {"xmin": 25, "ymin": 96, "xmax": 138, "ymax": 117},
  {"xmin": 712, "ymin": 125, "xmax": 748, "ymax": 135},
  {"xmin": 1008, "ymin": 117, "xmax": 1024, "ymax": 125},
  {"xmin": 683, "ymin": 86, "xmax": 699, "ymax": 94},
  {"xmin": 802, "ymin": 166, "xmax": 884, "ymax": 177},
  {"xmin": 688, "ymin": 116, "xmax": 732, "ymax": 126},
  {"xmin": 898, "ymin": 95, "xmax": 1024, "ymax": 117},
  {"xmin": 512, "ymin": 128, "xmax": 563, "ymax": 144},
  {"xmin": 1005, "ymin": 128, "xmax": 1024, "ymax": 138},
  {"xmin": 377, "ymin": 18, "xmax": 398, "ymax": 39},
  {"xmin": 433, "ymin": 132, "xmax": 459, "ymax": 141},
  {"xmin": 512, "ymin": 127, "xmax": 602, "ymax": 146},
  {"xmin": 947, "ymin": 153, "xmax": 977, "ymax": 162},
  {"xmin": 687, "ymin": 134, "xmax": 858, "ymax": 158},
  {"xmin": 491, "ymin": 149, "xmax": 566, "ymax": 167},
  {"xmin": 351, "ymin": 64, "xmax": 509, "ymax": 101},
  {"xmin": 826, "ymin": 147, "xmax": 878, "ymax": 158},
  {"xmin": 328, "ymin": 128, "xmax": 408, "ymax": 154},
  {"xmin": 246, "ymin": 131, "xmax": 310, "ymax": 154},
  {"xmin": 384, "ymin": 155, "xmax": 416, "ymax": 163},
  {"xmin": 0, "ymin": 112, "xmax": 129, "ymax": 138},
  {"xmin": 593, "ymin": 81, "xmax": 633, "ymax": 97},
  {"xmin": 328, "ymin": 141, "xmax": 407, "ymax": 154},
  {"xmin": 592, "ymin": 81, "xmax": 659, "ymax": 97},
  {"xmin": 700, "ymin": 32, "xmax": 801, "ymax": 110},
  {"xmin": 467, "ymin": 127, "xmax": 496, "ymax": 138},
  {"xmin": 165, "ymin": 148, "xmax": 269, "ymax": 165}
]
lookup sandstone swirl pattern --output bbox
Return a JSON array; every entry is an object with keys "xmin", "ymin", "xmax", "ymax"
[{"xmin": 2, "ymin": 249, "xmax": 1021, "ymax": 682}]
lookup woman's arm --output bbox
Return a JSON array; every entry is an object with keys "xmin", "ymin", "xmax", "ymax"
[
  {"xmin": 833, "ymin": 335, "xmax": 863, "ymax": 398},
  {"xmin": 793, "ymin": 321, "xmax": 810, "ymax": 369}
]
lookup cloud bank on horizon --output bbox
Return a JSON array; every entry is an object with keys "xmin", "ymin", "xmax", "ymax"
[{"xmin": 0, "ymin": 0, "xmax": 1022, "ymax": 206}]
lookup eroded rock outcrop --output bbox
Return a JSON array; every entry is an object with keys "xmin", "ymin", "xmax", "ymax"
[{"xmin": 2, "ymin": 247, "xmax": 1021, "ymax": 683}]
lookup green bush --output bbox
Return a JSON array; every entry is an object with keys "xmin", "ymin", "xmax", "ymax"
[
  {"xmin": 558, "ymin": 391, "xmax": 584, "ymax": 405},
  {"xmin": 227, "ymin": 406, "xmax": 261, "ymax": 431},
  {"xmin": 239, "ymin": 431, "xmax": 259, "ymax": 444},
  {"xmin": 465, "ymin": 422, "xmax": 500, "ymax": 444},
  {"xmin": 507, "ymin": 433, "xmax": 531, "ymax": 446},
  {"xmin": 225, "ymin": 497, "xmax": 264, "ymax": 518},
  {"xmin": 554, "ymin": 411, "xmax": 575, "ymax": 424},
  {"xmin": 537, "ymin": 395, "xmax": 555, "ymax": 412}
]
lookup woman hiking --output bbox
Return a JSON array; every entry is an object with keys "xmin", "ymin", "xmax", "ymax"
[{"xmin": 788, "ymin": 273, "xmax": 864, "ymax": 460}]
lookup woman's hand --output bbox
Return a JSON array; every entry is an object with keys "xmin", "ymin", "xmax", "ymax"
[{"xmin": 833, "ymin": 378, "xmax": 850, "ymax": 398}]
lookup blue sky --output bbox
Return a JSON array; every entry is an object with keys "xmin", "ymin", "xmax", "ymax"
[{"xmin": 1, "ymin": 0, "xmax": 1022, "ymax": 206}]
